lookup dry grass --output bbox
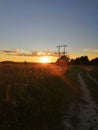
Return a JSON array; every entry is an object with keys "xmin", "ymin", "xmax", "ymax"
[{"xmin": 0, "ymin": 63, "xmax": 73, "ymax": 130}]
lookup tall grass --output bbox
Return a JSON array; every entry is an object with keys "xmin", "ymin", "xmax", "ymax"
[{"xmin": 0, "ymin": 63, "xmax": 73, "ymax": 130}]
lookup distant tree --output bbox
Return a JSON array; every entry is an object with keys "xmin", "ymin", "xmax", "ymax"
[
  {"xmin": 2, "ymin": 61, "xmax": 14, "ymax": 64},
  {"xmin": 60, "ymin": 55, "xmax": 70, "ymax": 63},
  {"xmin": 90, "ymin": 58, "xmax": 98, "ymax": 65},
  {"xmin": 24, "ymin": 61, "xmax": 27, "ymax": 64},
  {"xmin": 80, "ymin": 56, "xmax": 89, "ymax": 65},
  {"xmin": 56, "ymin": 55, "xmax": 69, "ymax": 66},
  {"xmin": 70, "ymin": 56, "xmax": 89, "ymax": 65},
  {"xmin": 69, "ymin": 59, "xmax": 74, "ymax": 65}
]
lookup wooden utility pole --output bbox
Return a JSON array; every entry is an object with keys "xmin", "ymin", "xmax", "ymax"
[
  {"xmin": 56, "ymin": 45, "xmax": 61, "ymax": 57},
  {"xmin": 57, "ymin": 44, "xmax": 68, "ymax": 56},
  {"xmin": 61, "ymin": 45, "xmax": 68, "ymax": 55}
]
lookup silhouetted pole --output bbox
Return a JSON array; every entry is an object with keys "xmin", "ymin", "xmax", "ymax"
[
  {"xmin": 56, "ymin": 44, "xmax": 68, "ymax": 57},
  {"xmin": 61, "ymin": 45, "xmax": 68, "ymax": 55},
  {"xmin": 56, "ymin": 45, "xmax": 61, "ymax": 57}
]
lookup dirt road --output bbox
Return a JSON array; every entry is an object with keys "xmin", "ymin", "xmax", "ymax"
[
  {"xmin": 60, "ymin": 72, "xmax": 98, "ymax": 130},
  {"xmin": 77, "ymin": 72, "xmax": 98, "ymax": 130},
  {"xmin": 87, "ymin": 72, "xmax": 98, "ymax": 85}
]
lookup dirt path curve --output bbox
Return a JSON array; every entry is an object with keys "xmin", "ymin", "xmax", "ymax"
[
  {"xmin": 77, "ymin": 72, "xmax": 98, "ymax": 130},
  {"xmin": 87, "ymin": 72, "xmax": 98, "ymax": 85}
]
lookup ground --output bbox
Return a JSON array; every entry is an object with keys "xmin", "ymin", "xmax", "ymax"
[{"xmin": 0, "ymin": 63, "xmax": 98, "ymax": 130}]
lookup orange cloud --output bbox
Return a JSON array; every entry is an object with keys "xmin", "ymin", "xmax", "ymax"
[{"xmin": 1, "ymin": 48, "xmax": 58, "ymax": 57}]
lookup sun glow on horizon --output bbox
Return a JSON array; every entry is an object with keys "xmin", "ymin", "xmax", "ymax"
[{"xmin": 40, "ymin": 56, "xmax": 50, "ymax": 63}]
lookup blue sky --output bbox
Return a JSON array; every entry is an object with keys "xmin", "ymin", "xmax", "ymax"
[{"xmin": 0, "ymin": 0, "xmax": 98, "ymax": 61}]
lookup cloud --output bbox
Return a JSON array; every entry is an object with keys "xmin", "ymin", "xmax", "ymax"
[
  {"xmin": 1, "ymin": 48, "xmax": 58, "ymax": 57},
  {"xmin": 2, "ymin": 49, "xmax": 32, "ymax": 56},
  {"xmin": 2, "ymin": 50, "xmax": 15, "ymax": 53},
  {"xmin": 83, "ymin": 48, "xmax": 98, "ymax": 53}
]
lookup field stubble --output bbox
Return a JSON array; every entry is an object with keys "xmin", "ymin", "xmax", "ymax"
[{"xmin": 0, "ymin": 63, "xmax": 74, "ymax": 130}]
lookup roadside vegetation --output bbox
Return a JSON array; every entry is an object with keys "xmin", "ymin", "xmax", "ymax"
[{"xmin": 0, "ymin": 63, "xmax": 73, "ymax": 130}]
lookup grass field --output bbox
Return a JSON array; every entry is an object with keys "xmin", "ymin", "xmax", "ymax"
[
  {"xmin": 0, "ymin": 63, "xmax": 75, "ymax": 130},
  {"xmin": 0, "ymin": 63, "xmax": 98, "ymax": 129}
]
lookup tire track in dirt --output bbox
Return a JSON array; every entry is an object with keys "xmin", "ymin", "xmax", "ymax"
[
  {"xmin": 77, "ymin": 72, "xmax": 98, "ymax": 130},
  {"xmin": 87, "ymin": 72, "xmax": 98, "ymax": 85},
  {"xmin": 58, "ymin": 71, "xmax": 98, "ymax": 130}
]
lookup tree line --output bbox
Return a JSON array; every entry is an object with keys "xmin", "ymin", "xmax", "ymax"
[
  {"xmin": 56, "ymin": 55, "xmax": 98, "ymax": 66},
  {"xmin": 69, "ymin": 56, "xmax": 98, "ymax": 65}
]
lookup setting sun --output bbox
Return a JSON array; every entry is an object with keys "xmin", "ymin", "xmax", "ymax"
[{"xmin": 40, "ymin": 56, "xmax": 50, "ymax": 63}]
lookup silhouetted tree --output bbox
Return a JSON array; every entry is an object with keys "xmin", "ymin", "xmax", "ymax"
[
  {"xmin": 60, "ymin": 55, "xmax": 70, "ymax": 63},
  {"xmin": 90, "ymin": 58, "xmax": 98, "ymax": 65},
  {"xmin": 80, "ymin": 56, "xmax": 89, "ymax": 65},
  {"xmin": 70, "ymin": 56, "xmax": 89, "ymax": 65},
  {"xmin": 56, "ymin": 55, "xmax": 69, "ymax": 66},
  {"xmin": 2, "ymin": 61, "xmax": 14, "ymax": 64}
]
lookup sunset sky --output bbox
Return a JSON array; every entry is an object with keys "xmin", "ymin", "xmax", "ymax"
[{"xmin": 0, "ymin": 0, "xmax": 98, "ymax": 62}]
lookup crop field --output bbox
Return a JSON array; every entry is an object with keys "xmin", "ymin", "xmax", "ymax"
[{"xmin": 0, "ymin": 63, "xmax": 98, "ymax": 130}]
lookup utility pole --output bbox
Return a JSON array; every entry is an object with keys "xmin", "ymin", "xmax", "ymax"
[
  {"xmin": 56, "ymin": 44, "xmax": 68, "ymax": 57},
  {"xmin": 61, "ymin": 45, "xmax": 68, "ymax": 55},
  {"xmin": 56, "ymin": 45, "xmax": 61, "ymax": 57}
]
